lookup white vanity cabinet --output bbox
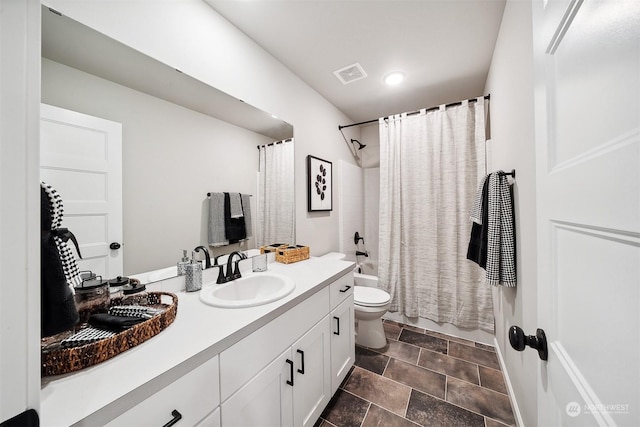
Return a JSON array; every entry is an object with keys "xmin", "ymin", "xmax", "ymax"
[
  {"xmin": 330, "ymin": 296, "xmax": 355, "ymax": 393},
  {"xmin": 329, "ymin": 274, "xmax": 356, "ymax": 393},
  {"xmin": 220, "ymin": 317, "xmax": 331, "ymax": 427},
  {"xmin": 221, "ymin": 348, "xmax": 294, "ymax": 426},
  {"xmin": 195, "ymin": 407, "xmax": 221, "ymax": 427},
  {"xmin": 219, "ymin": 271, "xmax": 353, "ymax": 427},
  {"xmin": 292, "ymin": 315, "xmax": 332, "ymax": 427},
  {"xmin": 105, "ymin": 355, "xmax": 220, "ymax": 427}
]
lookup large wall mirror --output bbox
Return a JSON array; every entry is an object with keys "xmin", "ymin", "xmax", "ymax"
[{"xmin": 41, "ymin": 6, "xmax": 294, "ymax": 281}]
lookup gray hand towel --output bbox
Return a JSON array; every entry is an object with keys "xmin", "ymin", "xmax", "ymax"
[
  {"xmin": 229, "ymin": 192, "xmax": 243, "ymax": 218},
  {"xmin": 208, "ymin": 193, "xmax": 229, "ymax": 247},
  {"xmin": 242, "ymin": 193, "xmax": 252, "ymax": 238}
]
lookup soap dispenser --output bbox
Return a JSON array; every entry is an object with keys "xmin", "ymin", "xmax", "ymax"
[
  {"xmin": 177, "ymin": 250, "xmax": 189, "ymax": 276},
  {"xmin": 184, "ymin": 251, "xmax": 202, "ymax": 292}
]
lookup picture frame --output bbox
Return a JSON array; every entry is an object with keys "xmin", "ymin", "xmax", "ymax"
[{"xmin": 307, "ymin": 155, "xmax": 332, "ymax": 211}]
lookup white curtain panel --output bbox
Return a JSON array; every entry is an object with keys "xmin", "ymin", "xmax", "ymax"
[
  {"xmin": 257, "ymin": 140, "xmax": 295, "ymax": 247},
  {"xmin": 378, "ymin": 99, "xmax": 494, "ymax": 332}
]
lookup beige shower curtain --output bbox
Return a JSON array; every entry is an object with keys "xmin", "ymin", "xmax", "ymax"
[{"xmin": 378, "ymin": 98, "xmax": 494, "ymax": 332}]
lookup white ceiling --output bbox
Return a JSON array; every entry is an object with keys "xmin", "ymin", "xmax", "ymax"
[{"xmin": 205, "ymin": 0, "xmax": 507, "ymax": 124}]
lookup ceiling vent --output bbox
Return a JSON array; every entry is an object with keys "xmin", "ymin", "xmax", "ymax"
[{"xmin": 333, "ymin": 63, "xmax": 367, "ymax": 85}]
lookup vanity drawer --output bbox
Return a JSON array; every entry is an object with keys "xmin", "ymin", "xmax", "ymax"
[
  {"xmin": 329, "ymin": 272, "xmax": 354, "ymax": 310},
  {"xmin": 106, "ymin": 356, "xmax": 220, "ymax": 427}
]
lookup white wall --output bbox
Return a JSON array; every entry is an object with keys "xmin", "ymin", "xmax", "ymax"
[
  {"xmin": 44, "ymin": 0, "xmax": 360, "ymax": 258},
  {"xmin": 0, "ymin": 1, "xmax": 41, "ymax": 421},
  {"xmin": 484, "ymin": 1, "xmax": 538, "ymax": 426},
  {"xmin": 42, "ymin": 58, "xmax": 272, "ymax": 274},
  {"xmin": 360, "ymin": 123, "xmax": 380, "ymax": 168}
]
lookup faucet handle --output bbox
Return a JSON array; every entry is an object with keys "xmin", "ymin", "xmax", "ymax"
[
  {"xmin": 233, "ymin": 260, "xmax": 242, "ymax": 279},
  {"xmin": 216, "ymin": 264, "xmax": 227, "ymax": 284}
]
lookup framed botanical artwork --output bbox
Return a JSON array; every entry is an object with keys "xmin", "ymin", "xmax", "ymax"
[{"xmin": 307, "ymin": 155, "xmax": 332, "ymax": 211}]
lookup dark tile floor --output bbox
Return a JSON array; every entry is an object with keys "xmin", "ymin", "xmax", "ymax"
[{"xmin": 316, "ymin": 320, "xmax": 516, "ymax": 427}]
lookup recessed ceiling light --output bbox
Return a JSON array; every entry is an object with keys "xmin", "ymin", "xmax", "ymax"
[{"xmin": 384, "ymin": 72, "xmax": 405, "ymax": 86}]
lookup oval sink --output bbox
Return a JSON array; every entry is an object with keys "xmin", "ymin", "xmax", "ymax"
[{"xmin": 199, "ymin": 273, "xmax": 295, "ymax": 308}]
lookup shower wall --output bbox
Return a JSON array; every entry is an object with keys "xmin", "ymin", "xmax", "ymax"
[
  {"xmin": 338, "ymin": 160, "xmax": 364, "ymax": 263},
  {"xmin": 363, "ymin": 167, "xmax": 380, "ymax": 275},
  {"xmin": 337, "ymin": 158, "xmax": 380, "ymax": 275}
]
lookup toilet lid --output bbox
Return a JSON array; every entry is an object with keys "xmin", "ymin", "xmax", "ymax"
[{"xmin": 354, "ymin": 286, "xmax": 390, "ymax": 307}]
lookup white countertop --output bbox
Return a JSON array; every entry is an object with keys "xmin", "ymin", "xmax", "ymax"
[{"xmin": 40, "ymin": 257, "xmax": 354, "ymax": 426}]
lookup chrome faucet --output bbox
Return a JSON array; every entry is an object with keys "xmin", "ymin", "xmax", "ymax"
[{"xmin": 194, "ymin": 246, "xmax": 212, "ymax": 269}]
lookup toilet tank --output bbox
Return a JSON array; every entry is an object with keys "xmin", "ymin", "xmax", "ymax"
[
  {"xmin": 320, "ymin": 252, "xmax": 347, "ymax": 261},
  {"xmin": 354, "ymin": 273, "xmax": 378, "ymax": 289}
]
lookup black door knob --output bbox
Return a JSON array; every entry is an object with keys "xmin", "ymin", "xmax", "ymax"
[
  {"xmin": 109, "ymin": 242, "xmax": 121, "ymax": 250},
  {"xmin": 509, "ymin": 326, "xmax": 548, "ymax": 361}
]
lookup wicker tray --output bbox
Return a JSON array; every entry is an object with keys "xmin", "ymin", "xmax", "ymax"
[
  {"xmin": 41, "ymin": 291, "xmax": 178, "ymax": 377},
  {"xmin": 276, "ymin": 245, "xmax": 310, "ymax": 264}
]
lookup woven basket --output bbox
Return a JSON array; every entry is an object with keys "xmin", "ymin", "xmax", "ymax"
[
  {"xmin": 276, "ymin": 245, "xmax": 310, "ymax": 264},
  {"xmin": 260, "ymin": 243, "xmax": 288, "ymax": 254},
  {"xmin": 41, "ymin": 291, "xmax": 178, "ymax": 377}
]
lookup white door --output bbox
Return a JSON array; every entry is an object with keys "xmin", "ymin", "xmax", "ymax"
[
  {"xmin": 40, "ymin": 104, "xmax": 123, "ymax": 279},
  {"xmin": 533, "ymin": 1, "xmax": 640, "ymax": 426}
]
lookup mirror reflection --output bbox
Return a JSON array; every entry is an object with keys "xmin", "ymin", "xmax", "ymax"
[{"xmin": 40, "ymin": 6, "xmax": 294, "ymax": 283}]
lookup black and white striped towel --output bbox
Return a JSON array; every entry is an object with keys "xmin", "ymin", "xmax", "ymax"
[{"xmin": 485, "ymin": 172, "xmax": 516, "ymax": 287}]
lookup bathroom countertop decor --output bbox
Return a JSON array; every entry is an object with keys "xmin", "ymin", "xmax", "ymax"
[
  {"xmin": 40, "ymin": 292, "xmax": 178, "ymax": 376},
  {"xmin": 40, "ymin": 256, "xmax": 354, "ymax": 426}
]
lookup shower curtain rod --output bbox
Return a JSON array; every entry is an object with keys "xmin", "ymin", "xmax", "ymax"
[
  {"xmin": 338, "ymin": 94, "xmax": 490, "ymax": 130},
  {"xmin": 256, "ymin": 138, "xmax": 293, "ymax": 149}
]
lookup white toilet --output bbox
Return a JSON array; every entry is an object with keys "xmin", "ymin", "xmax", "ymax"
[{"xmin": 321, "ymin": 252, "xmax": 391, "ymax": 349}]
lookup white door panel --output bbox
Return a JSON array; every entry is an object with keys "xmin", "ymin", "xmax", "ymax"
[
  {"xmin": 40, "ymin": 103, "xmax": 123, "ymax": 279},
  {"xmin": 534, "ymin": 0, "xmax": 640, "ymax": 426}
]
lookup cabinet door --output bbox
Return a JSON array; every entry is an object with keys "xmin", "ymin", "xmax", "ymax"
[
  {"xmin": 330, "ymin": 295, "xmax": 355, "ymax": 394},
  {"xmin": 292, "ymin": 316, "xmax": 332, "ymax": 427},
  {"xmin": 195, "ymin": 407, "xmax": 220, "ymax": 427},
  {"xmin": 221, "ymin": 349, "xmax": 294, "ymax": 427}
]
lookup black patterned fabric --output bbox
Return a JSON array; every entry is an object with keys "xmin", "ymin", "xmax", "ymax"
[
  {"xmin": 467, "ymin": 176, "xmax": 490, "ymax": 269},
  {"xmin": 467, "ymin": 172, "xmax": 516, "ymax": 287},
  {"xmin": 41, "ymin": 183, "xmax": 79, "ymax": 337},
  {"xmin": 41, "ymin": 182, "xmax": 82, "ymax": 288}
]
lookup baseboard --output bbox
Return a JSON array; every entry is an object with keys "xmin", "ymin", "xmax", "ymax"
[
  {"xmin": 493, "ymin": 336, "xmax": 525, "ymax": 427},
  {"xmin": 382, "ymin": 312, "xmax": 494, "ymax": 345}
]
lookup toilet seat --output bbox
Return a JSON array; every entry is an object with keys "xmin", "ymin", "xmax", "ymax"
[{"xmin": 354, "ymin": 286, "xmax": 390, "ymax": 307}]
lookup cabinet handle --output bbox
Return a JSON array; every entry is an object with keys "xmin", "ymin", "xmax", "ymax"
[
  {"xmin": 162, "ymin": 409, "xmax": 182, "ymax": 427},
  {"xmin": 339, "ymin": 285, "xmax": 351, "ymax": 293},
  {"xmin": 333, "ymin": 316, "xmax": 340, "ymax": 335},
  {"xmin": 297, "ymin": 349, "xmax": 305, "ymax": 374},
  {"xmin": 286, "ymin": 358, "xmax": 294, "ymax": 386}
]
